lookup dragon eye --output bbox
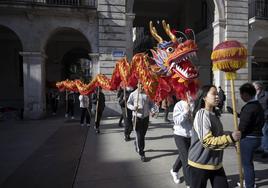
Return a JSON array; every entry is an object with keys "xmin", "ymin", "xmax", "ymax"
[{"xmin": 166, "ymin": 47, "xmax": 174, "ymax": 53}]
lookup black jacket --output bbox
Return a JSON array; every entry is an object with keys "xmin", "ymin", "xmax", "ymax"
[
  {"xmin": 93, "ymin": 92, "xmax": 105, "ymax": 112},
  {"xmin": 239, "ymin": 100, "xmax": 264, "ymax": 138},
  {"xmin": 118, "ymin": 89, "xmax": 131, "ymax": 108}
]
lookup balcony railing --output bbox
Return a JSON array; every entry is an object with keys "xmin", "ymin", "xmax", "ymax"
[
  {"xmin": 249, "ymin": 0, "xmax": 268, "ymax": 19},
  {"xmin": 0, "ymin": 0, "xmax": 96, "ymax": 8}
]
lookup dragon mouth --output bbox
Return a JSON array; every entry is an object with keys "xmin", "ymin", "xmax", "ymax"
[{"xmin": 170, "ymin": 51, "xmax": 198, "ymax": 80}]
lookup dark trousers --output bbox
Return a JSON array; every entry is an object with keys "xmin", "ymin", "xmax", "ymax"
[
  {"xmin": 164, "ymin": 108, "xmax": 169, "ymax": 120},
  {"xmin": 51, "ymin": 99, "xmax": 58, "ymax": 113},
  {"xmin": 173, "ymin": 135, "xmax": 191, "ymax": 186},
  {"xmin": 80, "ymin": 108, "xmax": 90, "ymax": 124},
  {"xmin": 189, "ymin": 166, "xmax": 228, "ymax": 188},
  {"xmin": 95, "ymin": 109, "xmax": 103, "ymax": 129},
  {"xmin": 122, "ymin": 107, "xmax": 133, "ymax": 136},
  {"xmin": 119, "ymin": 114, "xmax": 123, "ymax": 125},
  {"xmin": 66, "ymin": 100, "xmax": 74, "ymax": 116},
  {"xmin": 134, "ymin": 116, "xmax": 149, "ymax": 156}
]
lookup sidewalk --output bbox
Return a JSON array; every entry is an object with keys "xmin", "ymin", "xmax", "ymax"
[
  {"xmin": 0, "ymin": 113, "xmax": 267, "ymax": 188},
  {"xmin": 74, "ymin": 113, "xmax": 268, "ymax": 188}
]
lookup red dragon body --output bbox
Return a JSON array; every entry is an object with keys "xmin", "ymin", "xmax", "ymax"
[{"xmin": 56, "ymin": 20, "xmax": 199, "ymax": 102}]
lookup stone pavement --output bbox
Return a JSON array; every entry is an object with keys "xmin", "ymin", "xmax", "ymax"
[{"xmin": 0, "ymin": 113, "xmax": 267, "ymax": 188}]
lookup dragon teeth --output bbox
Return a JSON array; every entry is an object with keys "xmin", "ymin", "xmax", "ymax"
[{"xmin": 175, "ymin": 65, "xmax": 189, "ymax": 78}]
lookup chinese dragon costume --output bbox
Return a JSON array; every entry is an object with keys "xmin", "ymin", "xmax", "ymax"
[{"xmin": 56, "ymin": 20, "xmax": 199, "ymax": 102}]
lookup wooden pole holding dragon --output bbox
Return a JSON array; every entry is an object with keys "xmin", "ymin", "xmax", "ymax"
[
  {"xmin": 95, "ymin": 86, "xmax": 100, "ymax": 123},
  {"xmin": 211, "ymin": 40, "xmax": 248, "ymax": 188},
  {"xmin": 123, "ymin": 87, "xmax": 128, "ymax": 118},
  {"xmin": 134, "ymin": 81, "xmax": 141, "ymax": 130}
]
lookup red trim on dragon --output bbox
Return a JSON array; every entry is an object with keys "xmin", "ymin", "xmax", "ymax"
[{"xmin": 56, "ymin": 20, "xmax": 199, "ymax": 102}]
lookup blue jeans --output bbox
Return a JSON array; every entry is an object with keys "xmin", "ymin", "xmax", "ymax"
[
  {"xmin": 262, "ymin": 122, "xmax": 268, "ymax": 152},
  {"xmin": 240, "ymin": 137, "xmax": 261, "ymax": 188}
]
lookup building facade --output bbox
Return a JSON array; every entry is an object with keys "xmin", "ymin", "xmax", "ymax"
[{"xmin": 0, "ymin": 0, "xmax": 267, "ymax": 119}]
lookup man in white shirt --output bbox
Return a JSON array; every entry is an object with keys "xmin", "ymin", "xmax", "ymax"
[
  {"xmin": 79, "ymin": 94, "xmax": 91, "ymax": 126},
  {"xmin": 127, "ymin": 84, "xmax": 155, "ymax": 162}
]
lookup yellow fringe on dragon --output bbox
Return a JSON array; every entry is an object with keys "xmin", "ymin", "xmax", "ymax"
[{"xmin": 56, "ymin": 20, "xmax": 200, "ymax": 103}]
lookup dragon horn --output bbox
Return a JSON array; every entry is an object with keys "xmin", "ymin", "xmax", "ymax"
[
  {"xmin": 162, "ymin": 20, "xmax": 176, "ymax": 42},
  {"xmin": 149, "ymin": 21, "xmax": 163, "ymax": 43}
]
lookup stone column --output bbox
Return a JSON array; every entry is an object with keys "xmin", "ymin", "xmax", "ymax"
[
  {"xmin": 89, "ymin": 53, "xmax": 100, "ymax": 78},
  {"xmin": 125, "ymin": 13, "xmax": 135, "ymax": 62},
  {"xmin": 20, "ymin": 52, "xmax": 46, "ymax": 119},
  {"xmin": 225, "ymin": 0, "xmax": 249, "ymax": 110},
  {"xmin": 212, "ymin": 19, "xmax": 226, "ymax": 88}
]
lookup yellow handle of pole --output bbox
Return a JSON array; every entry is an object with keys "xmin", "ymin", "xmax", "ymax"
[
  {"xmin": 230, "ymin": 79, "xmax": 244, "ymax": 188},
  {"xmin": 134, "ymin": 82, "xmax": 140, "ymax": 130},
  {"xmin": 95, "ymin": 87, "xmax": 100, "ymax": 122},
  {"xmin": 124, "ymin": 87, "xmax": 128, "ymax": 118}
]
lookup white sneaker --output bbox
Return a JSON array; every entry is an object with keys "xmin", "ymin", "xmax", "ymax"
[
  {"xmin": 71, "ymin": 116, "xmax": 75, "ymax": 120},
  {"xmin": 86, "ymin": 124, "xmax": 90, "ymax": 127},
  {"xmin": 65, "ymin": 114, "xmax": 68, "ymax": 118},
  {"xmin": 237, "ymin": 181, "xmax": 256, "ymax": 188},
  {"xmin": 81, "ymin": 124, "xmax": 84, "ymax": 126},
  {"xmin": 170, "ymin": 169, "xmax": 180, "ymax": 184}
]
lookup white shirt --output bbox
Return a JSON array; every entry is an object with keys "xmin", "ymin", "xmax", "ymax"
[
  {"xmin": 127, "ymin": 89, "xmax": 154, "ymax": 118},
  {"xmin": 173, "ymin": 100, "xmax": 193, "ymax": 138},
  {"xmin": 79, "ymin": 95, "xmax": 89, "ymax": 108}
]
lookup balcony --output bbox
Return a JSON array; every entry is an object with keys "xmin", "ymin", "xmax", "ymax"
[
  {"xmin": 249, "ymin": 0, "xmax": 268, "ymax": 20},
  {"xmin": 0, "ymin": 0, "xmax": 96, "ymax": 8}
]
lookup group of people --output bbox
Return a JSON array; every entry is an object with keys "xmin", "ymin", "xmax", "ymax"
[
  {"xmin": 117, "ymin": 82, "xmax": 267, "ymax": 188},
  {"xmin": 77, "ymin": 87, "xmax": 105, "ymax": 134},
  {"xmin": 169, "ymin": 82, "xmax": 267, "ymax": 188},
  {"xmin": 49, "ymin": 80, "xmax": 267, "ymax": 187},
  {"xmin": 48, "ymin": 88, "xmax": 106, "ymax": 134}
]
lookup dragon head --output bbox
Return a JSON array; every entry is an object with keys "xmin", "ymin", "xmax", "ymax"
[{"xmin": 149, "ymin": 20, "xmax": 198, "ymax": 82}]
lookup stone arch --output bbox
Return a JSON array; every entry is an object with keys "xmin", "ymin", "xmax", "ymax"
[
  {"xmin": 251, "ymin": 38, "xmax": 268, "ymax": 88},
  {"xmin": 43, "ymin": 27, "xmax": 92, "ymax": 113},
  {"xmin": 44, "ymin": 27, "xmax": 91, "ymax": 80},
  {"xmin": 0, "ymin": 25, "xmax": 24, "ymax": 115},
  {"xmin": 42, "ymin": 27, "xmax": 91, "ymax": 53},
  {"xmin": 213, "ymin": 0, "xmax": 225, "ymax": 20}
]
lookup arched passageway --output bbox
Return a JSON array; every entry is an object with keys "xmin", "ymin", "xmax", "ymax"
[
  {"xmin": 251, "ymin": 38, "xmax": 268, "ymax": 90},
  {"xmin": 45, "ymin": 28, "xmax": 91, "ymax": 85},
  {"xmin": 0, "ymin": 25, "xmax": 23, "ymax": 112},
  {"xmin": 44, "ymin": 28, "xmax": 92, "ymax": 114}
]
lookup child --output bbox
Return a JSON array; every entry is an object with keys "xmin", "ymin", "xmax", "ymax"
[{"xmin": 188, "ymin": 85, "xmax": 241, "ymax": 188}]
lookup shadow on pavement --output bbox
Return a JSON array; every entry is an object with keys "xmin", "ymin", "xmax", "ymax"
[
  {"xmin": 145, "ymin": 149, "xmax": 178, "ymax": 161},
  {"xmin": 0, "ymin": 125, "xmax": 88, "ymax": 188}
]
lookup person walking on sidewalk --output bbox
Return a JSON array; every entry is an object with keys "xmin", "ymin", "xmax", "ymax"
[
  {"xmin": 117, "ymin": 88, "xmax": 124, "ymax": 127},
  {"xmin": 238, "ymin": 83, "xmax": 264, "ymax": 188},
  {"xmin": 93, "ymin": 87, "xmax": 105, "ymax": 134},
  {"xmin": 65, "ymin": 91, "xmax": 75, "ymax": 119},
  {"xmin": 188, "ymin": 85, "xmax": 241, "ymax": 188},
  {"xmin": 170, "ymin": 97, "xmax": 194, "ymax": 186},
  {"xmin": 79, "ymin": 94, "xmax": 91, "ymax": 127},
  {"xmin": 127, "ymin": 84, "xmax": 155, "ymax": 162},
  {"xmin": 118, "ymin": 86, "xmax": 134, "ymax": 141},
  {"xmin": 253, "ymin": 81, "xmax": 268, "ymax": 158}
]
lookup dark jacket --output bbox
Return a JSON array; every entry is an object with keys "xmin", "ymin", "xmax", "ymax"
[
  {"xmin": 257, "ymin": 90, "xmax": 268, "ymax": 121},
  {"xmin": 93, "ymin": 91, "xmax": 105, "ymax": 112},
  {"xmin": 118, "ymin": 89, "xmax": 131, "ymax": 108},
  {"xmin": 239, "ymin": 100, "xmax": 264, "ymax": 138}
]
